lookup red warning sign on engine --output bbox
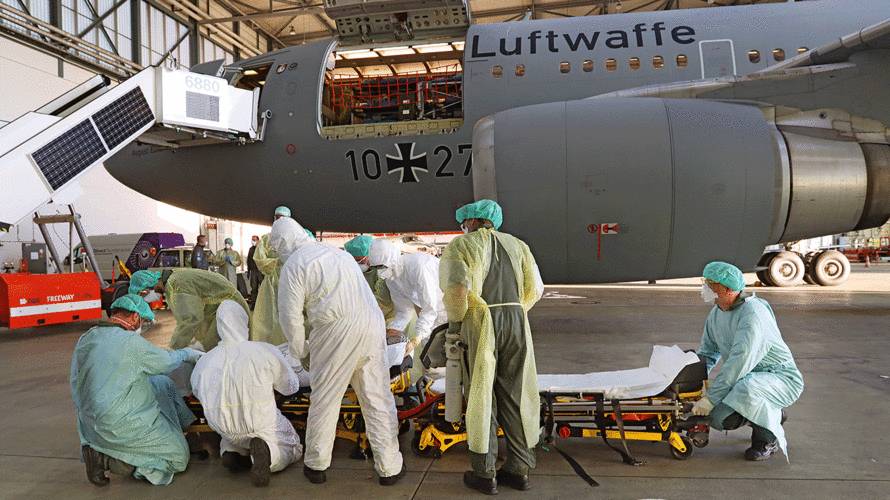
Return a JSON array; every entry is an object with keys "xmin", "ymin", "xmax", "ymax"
[{"xmin": 601, "ymin": 223, "xmax": 619, "ymax": 234}]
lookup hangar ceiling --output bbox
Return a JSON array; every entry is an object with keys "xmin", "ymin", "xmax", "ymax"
[{"xmin": 202, "ymin": 0, "xmax": 793, "ymax": 50}]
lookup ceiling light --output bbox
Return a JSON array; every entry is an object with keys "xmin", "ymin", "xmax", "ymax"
[
  {"xmin": 258, "ymin": 81, "xmax": 265, "ymax": 85},
  {"xmin": 338, "ymin": 49, "xmax": 378, "ymax": 59},
  {"xmin": 289, "ymin": 26, "xmax": 296, "ymax": 35},
  {"xmin": 415, "ymin": 43, "xmax": 452, "ymax": 53},
  {"xmin": 377, "ymin": 47, "xmax": 415, "ymax": 56},
  {"xmin": 243, "ymin": 69, "xmax": 258, "ymax": 76},
  {"xmin": 452, "ymin": 41, "xmax": 465, "ymax": 51}
]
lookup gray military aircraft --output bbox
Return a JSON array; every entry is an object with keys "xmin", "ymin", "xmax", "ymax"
[{"xmin": 103, "ymin": 0, "xmax": 890, "ymax": 284}]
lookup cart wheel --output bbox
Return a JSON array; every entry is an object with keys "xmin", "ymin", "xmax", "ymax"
[
  {"xmin": 689, "ymin": 430, "xmax": 709, "ymax": 448},
  {"xmin": 411, "ymin": 434, "xmax": 442, "ymax": 458},
  {"xmin": 398, "ymin": 419, "xmax": 412, "ymax": 436},
  {"xmin": 670, "ymin": 435, "xmax": 694, "ymax": 460}
]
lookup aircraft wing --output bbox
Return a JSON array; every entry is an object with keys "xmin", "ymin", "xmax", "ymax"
[{"xmin": 763, "ymin": 17, "xmax": 890, "ymax": 71}]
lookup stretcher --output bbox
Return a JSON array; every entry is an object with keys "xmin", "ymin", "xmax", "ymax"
[
  {"xmin": 411, "ymin": 345, "xmax": 711, "ymax": 464},
  {"xmin": 184, "ymin": 344, "xmax": 711, "ymax": 465}
]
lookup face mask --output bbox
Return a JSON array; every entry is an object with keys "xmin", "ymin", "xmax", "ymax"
[
  {"xmin": 701, "ymin": 283, "xmax": 718, "ymax": 303},
  {"xmin": 377, "ymin": 267, "xmax": 393, "ymax": 280},
  {"xmin": 359, "ymin": 263, "xmax": 369, "ymax": 272},
  {"xmin": 143, "ymin": 291, "xmax": 160, "ymax": 303},
  {"xmin": 225, "ymin": 243, "xmax": 232, "ymax": 249},
  {"xmin": 252, "ymin": 240, "xmax": 258, "ymax": 246}
]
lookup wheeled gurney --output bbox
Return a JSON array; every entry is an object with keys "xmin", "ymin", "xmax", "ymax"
[
  {"xmin": 411, "ymin": 345, "xmax": 711, "ymax": 464},
  {"xmin": 184, "ymin": 345, "xmax": 710, "ymax": 464}
]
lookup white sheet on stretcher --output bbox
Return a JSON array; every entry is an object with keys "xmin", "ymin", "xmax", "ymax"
[{"xmin": 430, "ymin": 345, "xmax": 700, "ymax": 400}]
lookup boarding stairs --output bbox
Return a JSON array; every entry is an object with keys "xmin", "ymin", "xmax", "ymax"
[{"xmin": 0, "ymin": 65, "xmax": 266, "ymax": 229}]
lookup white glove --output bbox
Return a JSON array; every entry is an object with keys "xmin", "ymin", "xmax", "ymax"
[
  {"xmin": 181, "ymin": 347, "xmax": 203, "ymax": 363},
  {"xmin": 691, "ymin": 396, "xmax": 714, "ymax": 416}
]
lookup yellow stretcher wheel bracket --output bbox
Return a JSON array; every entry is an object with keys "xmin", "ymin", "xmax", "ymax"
[{"xmin": 669, "ymin": 433, "xmax": 693, "ymax": 460}]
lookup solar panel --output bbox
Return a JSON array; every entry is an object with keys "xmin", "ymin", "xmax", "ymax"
[
  {"xmin": 92, "ymin": 87, "xmax": 154, "ymax": 149},
  {"xmin": 30, "ymin": 119, "xmax": 107, "ymax": 191}
]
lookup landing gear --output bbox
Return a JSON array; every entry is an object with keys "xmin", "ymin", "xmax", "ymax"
[
  {"xmin": 809, "ymin": 250, "xmax": 850, "ymax": 286},
  {"xmin": 765, "ymin": 251, "xmax": 805, "ymax": 287}
]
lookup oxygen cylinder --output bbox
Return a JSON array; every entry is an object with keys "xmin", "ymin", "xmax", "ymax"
[{"xmin": 444, "ymin": 331, "xmax": 463, "ymax": 423}]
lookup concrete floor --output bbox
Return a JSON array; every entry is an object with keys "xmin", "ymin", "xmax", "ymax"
[{"xmin": 1, "ymin": 263, "xmax": 889, "ymax": 499}]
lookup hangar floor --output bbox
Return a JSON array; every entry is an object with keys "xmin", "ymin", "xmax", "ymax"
[{"xmin": 2, "ymin": 264, "xmax": 889, "ymax": 500}]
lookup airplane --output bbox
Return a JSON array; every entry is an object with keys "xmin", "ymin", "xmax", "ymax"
[{"xmin": 21, "ymin": 0, "xmax": 890, "ymax": 284}]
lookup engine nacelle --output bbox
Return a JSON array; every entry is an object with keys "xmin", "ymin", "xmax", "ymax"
[{"xmin": 472, "ymin": 98, "xmax": 890, "ymax": 284}]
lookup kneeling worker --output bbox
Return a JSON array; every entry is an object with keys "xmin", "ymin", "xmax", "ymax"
[
  {"xmin": 692, "ymin": 261, "xmax": 804, "ymax": 461},
  {"xmin": 191, "ymin": 300, "xmax": 303, "ymax": 487},
  {"xmin": 70, "ymin": 295, "xmax": 202, "ymax": 486}
]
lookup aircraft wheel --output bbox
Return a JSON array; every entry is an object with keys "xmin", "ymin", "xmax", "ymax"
[
  {"xmin": 670, "ymin": 435, "xmax": 694, "ymax": 460},
  {"xmin": 810, "ymin": 250, "xmax": 850, "ymax": 286},
  {"xmin": 767, "ymin": 251, "xmax": 805, "ymax": 287},
  {"xmin": 756, "ymin": 253, "xmax": 777, "ymax": 286},
  {"xmin": 803, "ymin": 272, "xmax": 815, "ymax": 285}
]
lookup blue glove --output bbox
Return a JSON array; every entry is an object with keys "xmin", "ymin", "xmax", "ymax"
[
  {"xmin": 180, "ymin": 347, "xmax": 203, "ymax": 364},
  {"xmin": 225, "ymin": 256, "xmax": 234, "ymax": 265}
]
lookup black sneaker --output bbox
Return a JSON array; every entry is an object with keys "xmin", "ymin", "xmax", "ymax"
[
  {"xmin": 744, "ymin": 441, "xmax": 779, "ymax": 461},
  {"xmin": 303, "ymin": 464, "xmax": 327, "ymax": 484},
  {"xmin": 221, "ymin": 451, "xmax": 252, "ymax": 473},
  {"xmin": 495, "ymin": 469, "xmax": 530, "ymax": 491},
  {"xmin": 249, "ymin": 438, "xmax": 272, "ymax": 487},
  {"xmin": 463, "ymin": 471, "xmax": 498, "ymax": 495},
  {"xmin": 380, "ymin": 463, "xmax": 407, "ymax": 486},
  {"xmin": 81, "ymin": 445, "xmax": 109, "ymax": 487}
]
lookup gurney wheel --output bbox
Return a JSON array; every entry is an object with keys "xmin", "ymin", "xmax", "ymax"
[
  {"xmin": 398, "ymin": 420, "xmax": 412, "ymax": 436},
  {"xmin": 670, "ymin": 435, "xmax": 694, "ymax": 460},
  {"xmin": 411, "ymin": 435, "xmax": 441, "ymax": 458}
]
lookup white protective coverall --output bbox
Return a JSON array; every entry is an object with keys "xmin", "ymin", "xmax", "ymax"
[
  {"xmin": 368, "ymin": 239, "xmax": 447, "ymax": 346},
  {"xmin": 271, "ymin": 218, "xmax": 403, "ymax": 477},
  {"xmin": 190, "ymin": 300, "xmax": 303, "ymax": 472}
]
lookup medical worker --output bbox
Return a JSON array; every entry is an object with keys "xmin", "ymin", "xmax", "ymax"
[
  {"xmin": 71, "ymin": 294, "xmax": 202, "ymax": 486},
  {"xmin": 249, "ymin": 206, "xmax": 291, "ymax": 345},
  {"xmin": 190, "ymin": 300, "xmax": 303, "ymax": 487},
  {"xmin": 190, "ymin": 235, "xmax": 211, "ymax": 270},
  {"xmin": 213, "ymin": 237, "xmax": 242, "ymax": 286},
  {"xmin": 439, "ymin": 199, "xmax": 544, "ymax": 494},
  {"xmin": 130, "ymin": 269, "xmax": 250, "ymax": 351},
  {"xmin": 368, "ymin": 239, "xmax": 447, "ymax": 354},
  {"xmin": 692, "ymin": 261, "xmax": 803, "ymax": 461},
  {"xmin": 272, "ymin": 217, "xmax": 405, "ymax": 486}
]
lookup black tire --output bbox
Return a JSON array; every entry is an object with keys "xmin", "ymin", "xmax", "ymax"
[
  {"xmin": 670, "ymin": 435, "xmax": 694, "ymax": 460},
  {"xmin": 767, "ymin": 251, "xmax": 805, "ymax": 287},
  {"xmin": 803, "ymin": 272, "xmax": 815, "ymax": 285},
  {"xmin": 810, "ymin": 250, "xmax": 850, "ymax": 286},
  {"xmin": 755, "ymin": 269, "xmax": 774, "ymax": 287},
  {"xmin": 104, "ymin": 282, "xmax": 130, "ymax": 318},
  {"xmin": 411, "ymin": 434, "xmax": 442, "ymax": 458}
]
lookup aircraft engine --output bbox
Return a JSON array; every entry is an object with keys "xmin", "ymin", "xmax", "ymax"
[{"xmin": 472, "ymin": 97, "xmax": 890, "ymax": 284}]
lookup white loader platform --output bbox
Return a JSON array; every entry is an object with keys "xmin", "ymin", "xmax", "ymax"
[{"xmin": 0, "ymin": 66, "xmax": 262, "ymax": 228}]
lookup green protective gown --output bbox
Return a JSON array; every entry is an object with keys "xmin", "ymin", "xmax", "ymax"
[
  {"xmin": 70, "ymin": 323, "xmax": 196, "ymax": 485},
  {"xmin": 166, "ymin": 269, "xmax": 250, "ymax": 351},
  {"xmin": 698, "ymin": 292, "xmax": 804, "ymax": 458},
  {"xmin": 212, "ymin": 248, "xmax": 242, "ymax": 286},
  {"xmin": 249, "ymin": 233, "xmax": 287, "ymax": 346},
  {"xmin": 439, "ymin": 228, "xmax": 543, "ymax": 475}
]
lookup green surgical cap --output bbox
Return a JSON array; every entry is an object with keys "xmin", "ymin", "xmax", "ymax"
[
  {"xmin": 128, "ymin": 270, "xmax": 161, "ymax": 295},
  {"xmin": 344, "ymin": 235, "xmax": 372, "ymax": 257},
  {"xmin": 703, "ymin": 261, "xmax": 746, "ymax": 291},
  {"xmin": 110, "ymin": 293, "xmax": 156, "ymax": 321},
  {"xmin": 455, "ymin": 199, "xmax": 503, "ymax": 230},
  {"xmin": 224, "ymin": 238, "xmax": 233, "ymax": 245},
  {"xmin": 275, "ymin": 206, "xmax": 291, "ymax": 217}
]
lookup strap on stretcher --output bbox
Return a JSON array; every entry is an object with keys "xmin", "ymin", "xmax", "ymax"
[
  {"xmin": 596, "ymin": 397, "xmax": 644, "ymax": 466},
  {"xmin": 543, "ymin": 392, "xmax": 599, "ymax": 487}
]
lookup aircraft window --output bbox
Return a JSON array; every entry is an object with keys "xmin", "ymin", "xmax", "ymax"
[
  {"xmin": 492, "ymin": 66, "xmax": 503, "ymax": 78},
  {"xmin": 629, "ymin": 57, "xmax": 640, "ymax": 70},
  {"xmin": 773, "ymin": 48, "xmax": 785, "ymax": 61},
  {"xmin": 582, "ymin": 60, "xmax": 594, "ymax": 72},
  {"xmin": 514, "ymin": 65, "xmax": 525, "ymax": 77},
  {"xmin": 748, "ymin": 50, "xmax": 760, "ymax": 63},
  {"xmin": 234, "ymin": 64, "xmax": 272, "ymax": 90},
  {"xmin": 652, "ymin": 56, "xmax": 664, "ymax": 69},
  {"xmin": 560, "ymin": 62, "xmax": 570, "ymax": 74},
  {"xmin": 606, "ymin": 59, "xmax": 617, "ymax": 72},
  {"xmin": 676, "ymin": 55, "xmax": 688, "ymax": 68},
  {"xmin": 798, "ymin": 47, "xmax": 808, "ymax": 54}
]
